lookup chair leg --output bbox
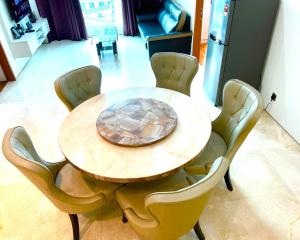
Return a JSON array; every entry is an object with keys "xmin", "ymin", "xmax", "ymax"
[
  {"xmin": 193, "ymin": 221, "xmax": 205, "ymax": 240},
  {"xmin": 122, "ymin": 212, "xmax": 128, "ymax": 224},
  {"xmin": 68, "ymin": 214, "xmax": 79, "ymax": 240},
  {"xmin": 224, "ymin": 168, "xmax": 233, "ymax": 191},
  {"xmin": 112, "ymin": 41, "xmax": 118, "ymax": 55}
]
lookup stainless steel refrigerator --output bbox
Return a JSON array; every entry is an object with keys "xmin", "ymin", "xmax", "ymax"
[{"xmin": 203, "ymin": 0, "xmax": 279, "ymax": 105}]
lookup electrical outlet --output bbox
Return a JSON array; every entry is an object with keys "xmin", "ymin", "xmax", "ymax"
[{"xmin": 271, "ymin": 92, "xmax": 277, "ymax": 101}]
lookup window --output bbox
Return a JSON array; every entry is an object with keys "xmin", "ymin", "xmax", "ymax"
[
  {"xmin": 89, "ymin": 2, "xmax": 95, "ymax": 8},
  {"xmin": 80, "ymin": 0, "xmax": 123, "ymax": 37}
]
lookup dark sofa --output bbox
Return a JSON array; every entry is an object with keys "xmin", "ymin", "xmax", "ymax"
[{"xmin": 137, "ymin": 0, "xmax": 193, "ymax": 58}]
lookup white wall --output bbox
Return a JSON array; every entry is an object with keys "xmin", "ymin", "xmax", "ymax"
[
  {"xmin": 201, "ymin": 0, "xmax": 211, "ymax": 43},
  {"xmin": 0, "ymin": 0, "xmax": 40, "ymax": 78},
  {"xmin": 261, "ymin": 0, "xmax": 300, "ymax": 143}
]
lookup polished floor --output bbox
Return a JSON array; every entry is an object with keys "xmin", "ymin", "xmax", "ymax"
[{"xmin": 0, "ymin": 37, "xmax": 299, "ymax": 240}]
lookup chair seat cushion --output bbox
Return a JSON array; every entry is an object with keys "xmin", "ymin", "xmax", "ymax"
[
  {"xmin": 185, "ymin": 131, "xmax": 227, "ymax": 175},
  {"xmin": 138, "ymin": 21, "xmax": 165, "ymax": 40},
  {"xmin": 116, "ymin": 169, "xmax": 190, "ymax": 220},
  {"xmin": 55, "ymin": 164, "xmax": 122, "ymax": 200}
]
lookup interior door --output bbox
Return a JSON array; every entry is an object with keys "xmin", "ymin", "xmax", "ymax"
[
  {"xmin": 0, "ymin": 42, "xmax": 15, "ymax": 81},
  {"xmin": 0, "ymin": 65, "xmax": 7, "ymax": 81},
  {"xmin": 192, "ymin": 0, "xmax": 204, "ymax": 61}
]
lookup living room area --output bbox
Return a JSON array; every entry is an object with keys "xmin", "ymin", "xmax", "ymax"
[
  {"xmin": 0, "ymin": 0, "xmax": 210, "ymax": 97},
  {"xmin": 0, "ymin": 0, "xmax": 300, "ymax": 240}
]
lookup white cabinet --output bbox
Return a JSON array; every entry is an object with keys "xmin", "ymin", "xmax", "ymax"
[{"xmin": 10, "ymin": 18, "xmax": 50, "ymax": 58}]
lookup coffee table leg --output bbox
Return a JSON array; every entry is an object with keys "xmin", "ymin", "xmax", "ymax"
[
  {"xmin": 112, "ymin": 41, "xmax": 117, "ymax": 55},
  {"xmin": 96, "ymin": 43, "xmax": 100, "ymax": 56},
  {"xmin": 96, "ymin": 42, "xmax": 103, "ymax": 56}
]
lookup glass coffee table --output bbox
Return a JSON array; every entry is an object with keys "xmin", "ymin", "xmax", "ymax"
[{"xmin": 95, "ymin": 25, "xmax": 118, "ymax": 55}]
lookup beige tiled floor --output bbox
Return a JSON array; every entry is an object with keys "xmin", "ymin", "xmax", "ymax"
[{"xmin": 0, "ymin": 37, "xmax": 299, "ymax": 240}]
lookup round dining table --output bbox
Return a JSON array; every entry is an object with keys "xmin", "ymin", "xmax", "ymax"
[{"xmin": 59, "ymin": 87, "xmax": 211, "ymax": 183}]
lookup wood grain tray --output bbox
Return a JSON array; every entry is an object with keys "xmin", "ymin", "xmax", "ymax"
[{"xmin": 96, "ymin": 98, "xmax": 177, "ymax": 147}]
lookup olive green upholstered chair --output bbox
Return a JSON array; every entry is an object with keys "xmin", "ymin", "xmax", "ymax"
[
  {"xmin": 185, "ymin": 79, "xmax": 264, "ymax": 191},
  {"xmin": 151, "ymin": 52, "xmax": 199, "ymax": 96},
  {"xmin": 116, "ymin": 157, "xmax": 230, "ymax": 240},
  {"xmin": 54, "ymin": 65, "xmax": 101, "ymax": 111},
  {"xmin": 2, "ymin": 127, "xmax": 121, "ymax": 240}
]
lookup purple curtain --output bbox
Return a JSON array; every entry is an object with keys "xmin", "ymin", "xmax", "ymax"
[
  {"xmin": 121, "ymin": 0, "xmax": 137, "ymax": 36},
  {"xmin": 121, "ymin": 0, "xmax": 163, "ymax": 36},
  {"xmin": 35, "ymin": 0, "xmax": 87, "ymax": 41},
  {"xmin": 135, "ymin": 0, "xmax": 163, "ymax": 14}
]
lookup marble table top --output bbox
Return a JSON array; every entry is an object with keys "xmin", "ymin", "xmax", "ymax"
[
  {"xmin": 96, "ymin": 98, "xmax": 177, "ymax": 147},
  {"xmin": 59, "ymin": 87, "xmax": 211, "ymax": 183}
]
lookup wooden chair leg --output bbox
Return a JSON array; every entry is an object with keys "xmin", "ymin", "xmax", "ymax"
[
  {"xmin": 122, "ymin": 211, "xmax": 128, "ymax": 224},
  {"xmin": 224, "ymin": 168, "xmax": 233, "ymax": 191},
  {"xmin": 194, "ymin": 221, "xmax": 205, "ymax": 240},
  {"xmin": 69, "ymin": 214, "xmax": 79, "ymax": 240}
]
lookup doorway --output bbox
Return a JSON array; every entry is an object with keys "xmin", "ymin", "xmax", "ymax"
[
  {"xmin": 0, "ymin": 42, "xmax": 15, "ymax": 85},
  {"xmin": 193, "ymin": 0, "xmax": 212, "ymax": 65}
]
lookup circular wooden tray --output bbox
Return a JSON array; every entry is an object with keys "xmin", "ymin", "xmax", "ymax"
[{"xmin": 96, "ymin": 98, "xmax": 177, "ymax": 147}]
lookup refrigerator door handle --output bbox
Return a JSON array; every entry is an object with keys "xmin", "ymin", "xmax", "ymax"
[
  {"xmin": 210, "ymin": 34, "xmax": 217, "ymax": 42},
  {"xmin": 218, "ymin": 40, "xmax": 228, "ymax": 46},
  {"xmin": 211, "ymin": 34, "xmax": 227, "ymax": 46}
]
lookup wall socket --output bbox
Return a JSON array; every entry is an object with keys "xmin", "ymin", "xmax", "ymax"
[{"xmin": 271, "ymin": 92, "xmax": 277, "ymax": 101}]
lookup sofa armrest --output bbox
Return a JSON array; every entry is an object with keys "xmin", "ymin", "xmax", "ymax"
[
  {"xmin": 146, "ymin": 31, "xmax": 193, "ymax": 42},
  {"xmin": 146, "ymin": 32, "xmax": 193, "ymax": 58}
]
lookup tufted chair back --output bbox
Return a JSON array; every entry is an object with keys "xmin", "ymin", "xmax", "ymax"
[
  {"xmin": 151, "ymin": 52, "xmax": 198, "ymax": 96},
  {"xmin": 54, "ymin": 65, "xmax": 102, "ymax": 111},
  {"xmin": 213, "ymin": 79, "xmax": 263, "ymax": 161},
  {"xmin": 2, "ymin": 127, "xmax": 102, "ymax": 213},
  {"xmin": 140, "ymin": 157, "xmax": 229, "ymax": 240}
]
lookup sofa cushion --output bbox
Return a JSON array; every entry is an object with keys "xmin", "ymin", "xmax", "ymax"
[
  {"xmin": 165, "ymin": 0, "xmax": 186, "ymax": 31},
  {"xmin": 138, "ymin": 20, "xmax": 165, "ymax": 39},
  {"xmin": 158, "ymin": 9, "xmax": 178, "ymax": 33},
  {"xmin": 158, "ymin": 0, "xmax": 186, "ymax": 33},
  {"xmin": 137, "ymin": 13, "xmax": 158, "ymax": 23}
]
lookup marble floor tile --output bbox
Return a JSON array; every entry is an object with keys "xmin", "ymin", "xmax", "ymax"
[
  {"xmin": 201, "ymin": 194, "xmax": 300, "ymax": 240},
  {"xmin": 0, "ymin": 37, "xmax": 299, "ymax": 240}
]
